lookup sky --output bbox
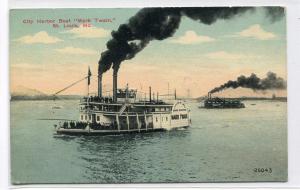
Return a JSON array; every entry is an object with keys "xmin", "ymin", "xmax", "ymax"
[{"xmin": 10, "ymin": 8, "xmax": 287, "ymax": 98}]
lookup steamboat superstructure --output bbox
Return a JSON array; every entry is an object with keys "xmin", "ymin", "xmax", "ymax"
[{"xmin": 55, "ymin": 69, "xmax": 191, "ymax": 135}]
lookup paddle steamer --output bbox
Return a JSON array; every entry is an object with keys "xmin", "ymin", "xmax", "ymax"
[{"xmin": 55, "ymin": 70, "xmax": 191, "ymax": 135}]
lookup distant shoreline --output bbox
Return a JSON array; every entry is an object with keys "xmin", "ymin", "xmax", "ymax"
[
  {"xmin": 196, "ymin": 97, "xmax": 287, "ymax": 102},
  {"xmin": 10, "ymin": 95, "xmax": 82, "ymax": 101},
  {"xmin": 238, "ymin": 97, "xmax": 287, "ymax": 101},
  {"xmin": 11, "ymin": 95, "xmax": 287, "ymax": 102}
]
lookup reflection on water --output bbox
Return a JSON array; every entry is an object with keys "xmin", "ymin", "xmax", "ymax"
[
  {"xmin": 55, "ymin": 130, "xmax": 190, "ymax": 183},
  {"xmin": 11, "ymin": 100, "xmax": 287, "ymax": 183}
]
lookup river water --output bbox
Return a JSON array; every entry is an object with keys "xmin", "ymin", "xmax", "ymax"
[{"xmin": 10, "ymin": 100, "xmax": 287, "ymax": 184}]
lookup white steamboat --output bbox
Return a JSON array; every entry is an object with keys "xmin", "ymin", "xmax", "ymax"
[{"xmin": 55, "ymin": 69, "xmax": 191, "ymax": 135}]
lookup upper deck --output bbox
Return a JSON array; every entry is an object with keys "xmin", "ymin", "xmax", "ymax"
[
  {"xmin": 80, "ymin": 96, "xmax": 174, "ymax": 115},
  {"xmin": 81, "ymin": 98, "xmax": 173, "ymax": 113}
]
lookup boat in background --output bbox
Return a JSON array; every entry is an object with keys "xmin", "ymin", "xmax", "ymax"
[{"xmin": 200, "ymin": 93, "xmax": 245, "ymax": 109}]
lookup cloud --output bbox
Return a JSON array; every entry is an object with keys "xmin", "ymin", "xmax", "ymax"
[
  {"xmin": 237, "ymin": 24, "xmax": 276, "ymax": 40},
  {"xmin": 55, "ymin": 46, "xmax": 98, "ymax": 55},
  {"xmin": 170, "ymin": 30, "xmax": 215, "ymax": 45},
  {"xmin": 205, "ymin": 51, "xmax": 247, "ymax": 60},
  {"xmin": 63, "ymin": 25, "xmax": 110, "ymax": 38},
  {"xmin": 15, "ymin": 31, "xmax": 63, "ymax": 44}
]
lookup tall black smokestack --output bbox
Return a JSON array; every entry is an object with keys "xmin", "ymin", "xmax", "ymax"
[
  {"xmin": 208, "ymin": 92, "xmax": 211, "ymax": 99},
  {"xmin": 98, "ymin": 74, "xmax": 102, "ymax": 97},
  {"xmin": 98, "ymin": 51, "xmax": 113, "ymax": 98},
  {"xmin": 113, "ymin": 67, "xmax": 118, "ymax": 102},
  {"xmin": 149, "ymin": 86, "xmax": 152, "ymax": 102}
]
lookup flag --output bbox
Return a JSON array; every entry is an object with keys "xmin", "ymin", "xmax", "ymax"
[{"xmin": 88, "ymin": 67, "xmax": 92, "ymax": 85}]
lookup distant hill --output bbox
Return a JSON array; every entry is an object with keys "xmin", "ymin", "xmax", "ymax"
[{"xmin": 11, "ymin": 85, "xmax": 46, "ymax": 96}]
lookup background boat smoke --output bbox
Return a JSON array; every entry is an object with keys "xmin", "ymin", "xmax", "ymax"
[{"xmin": 209, "ymin": 72, "xmax": 287, "ymax": 94}]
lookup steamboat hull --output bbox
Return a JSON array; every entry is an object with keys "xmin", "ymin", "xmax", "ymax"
[
  {"xmin": 56, "ymin": 126, "xmax": 189, "ymax": 136},
  {"xmin": 56, "ymin": 128, "xmax": 166, "ymax": 136}
]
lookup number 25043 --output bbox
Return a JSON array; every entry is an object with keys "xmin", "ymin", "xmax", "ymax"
[{"xmin": 253, "ymin": 168, "xmax": 272, "ymax": 173}]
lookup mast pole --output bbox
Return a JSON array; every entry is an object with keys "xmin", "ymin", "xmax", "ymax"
[
  {"xmin": 87, "ymin": 80, "xmax": 89, "ymax": 97},
  {"xmin": 87, "ymin": 66, "xmax": 91, "ymax": 97},
  {"xmin": 168, "ymin": 82, "xmax": 170, "ymax": 100}
]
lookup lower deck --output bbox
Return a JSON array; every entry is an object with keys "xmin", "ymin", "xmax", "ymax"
[{"xmin": 55, "ymin": 125, "xmax": 189, "ymax": 136}]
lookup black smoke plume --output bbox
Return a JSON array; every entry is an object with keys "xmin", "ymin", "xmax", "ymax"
[
  {"xmin": 209, "ymin": 72, "xmax": 287, "ymax": 94},
  {"xmin": 264, "ymin": 7, "xmax": 285, "ymax": 23},
  {"xmin": 98, "ymin": 7, "xmax": 285, "ymax": 74}
]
